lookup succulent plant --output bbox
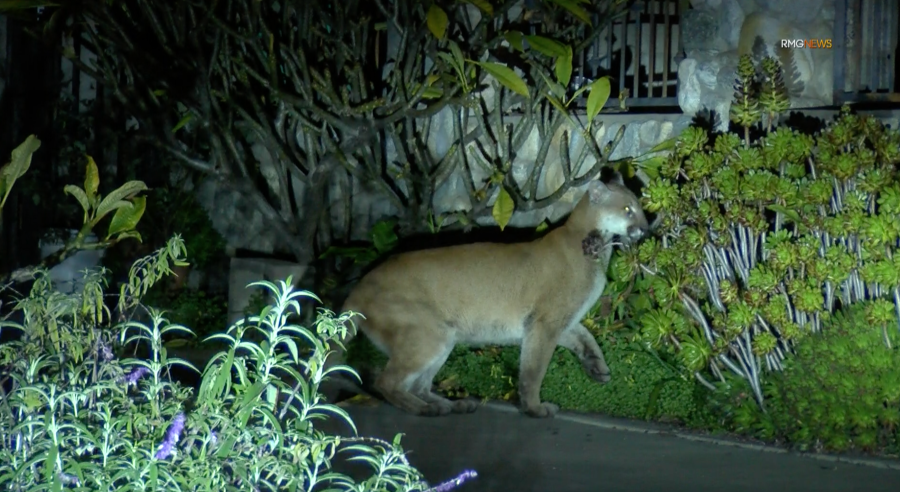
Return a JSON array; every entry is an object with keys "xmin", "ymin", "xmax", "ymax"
[{"xmin": 624, "ymin": 101, "xmax": 900, "ymax": 408}]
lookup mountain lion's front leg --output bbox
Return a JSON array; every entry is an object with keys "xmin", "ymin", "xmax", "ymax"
[
  {"xmin": 518, "ymin": 321, "xmax": 564, "ymax": 418},
  {"xmin": 558, "ymin": 322, "xmax": 611, "ymax": 383}
]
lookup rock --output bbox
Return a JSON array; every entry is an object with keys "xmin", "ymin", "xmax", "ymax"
[
  {"xmin": 677, "ymin": 58, "xmax": 702, "ymax": 114},
  {"xmin": 717, "ymin": 0, "xmax": 746, "ymax": 49},
  {"xmin": 678, "ymin": 50, "xmax": 738, "ymax": 131},
  {"xmin": 681, "ymin": 9, "xmax": 719, "ymax": 52},
  {"xmin": 735, "ymin": 0, "xmax": 758, "ymax": 14},
  {"xmin": 754, "ymin": 0, "xmax": 829, "ymax": 23}
]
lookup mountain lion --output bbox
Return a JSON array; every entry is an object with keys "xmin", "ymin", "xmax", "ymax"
[{"xmin": 333, "ymin": 174, "xmax": 649, "ymax": 418}]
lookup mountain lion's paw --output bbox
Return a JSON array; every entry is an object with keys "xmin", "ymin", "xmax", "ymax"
[
  {"xmin": 420, "ymin": 400, "xmax": 453, "ymax": 417},
  {"xmin": 522, "ymin": 402, "xmax": 559, "ymax": 418},
  {"xmin": 583, "ymin": 357, "xmax": 612, "ymax": 383},
  {"xmin": 451, "ymin": 399, "xmax": 479, "ymax": 414}
]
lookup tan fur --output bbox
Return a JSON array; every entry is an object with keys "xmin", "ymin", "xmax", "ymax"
[{"xmin": 335, "ymin": 175, "xmax": 649, "ymax": 418}]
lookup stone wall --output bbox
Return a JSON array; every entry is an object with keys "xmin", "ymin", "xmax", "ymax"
[{"xmin": 678, "ymin": 0, "xmax": 837, "ymax": 131}]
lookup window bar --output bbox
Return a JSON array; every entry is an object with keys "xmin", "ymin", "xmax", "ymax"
[
  {"xmin": 621, "ymin": 8, "xmax": 629, "ymax": 100},
  {"xmin": 649, "ymin": 0, "xmax": 657, "ymax": 98},
  {"xmin": 632, "ymin": 3, "xmax": 641, "ymax": 99},
  {"xmin": 663, "ymin": 0, "xmax": 672, "ymax": 97},
  {"xmin": 832, "ymin": 0, "xmax": 847, "ymax": 103},
  {"xmin": 868, "ymin": 0, "xmax": 878, "ymax": 91},
  {"xmin": 888, "ymin": 0, "xmax": 899, "ymax": 91},
  {"xmin": 852, "ymin": 0, "xmax": 862, "ymax": 91}
]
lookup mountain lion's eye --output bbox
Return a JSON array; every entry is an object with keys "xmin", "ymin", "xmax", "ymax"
[{"xmin": 624, "ymin": 206, "xmax": 632, "ymax": 215}]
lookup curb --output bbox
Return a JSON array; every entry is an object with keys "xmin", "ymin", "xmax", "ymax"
[{"xmin": 482, "ymin": 402, "xmax": 900, "ymax": 471}]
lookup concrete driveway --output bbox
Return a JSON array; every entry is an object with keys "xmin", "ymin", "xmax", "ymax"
[{"xmin": 316, "ymin": 400, "xmax": 900, "ymax": 492}]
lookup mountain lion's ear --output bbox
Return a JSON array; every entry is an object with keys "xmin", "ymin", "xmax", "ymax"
[{"xmin": 587, "ymin": 180, "xmax": 610, "ymax": 204}]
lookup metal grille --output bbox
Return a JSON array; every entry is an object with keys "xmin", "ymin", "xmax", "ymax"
[
  {"xmin": 577, "ymin": 0, "xmax": 683, "ymax": 108},
  {"xmin": 833, "ymin": 0, "xmax": 900, "ymax": 103}
]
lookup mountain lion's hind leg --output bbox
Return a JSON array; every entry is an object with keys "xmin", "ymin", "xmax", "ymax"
[
  {"xmin": 558, "ymin": 322, "xmax": 611, "ymax": 383},
  {"xmin": 409, "ymin": 347, "xmax": 478, "ymax": 414},
  {"xmin": 374, "ymin": 328, "xmax": 456, "ymax": 417}
]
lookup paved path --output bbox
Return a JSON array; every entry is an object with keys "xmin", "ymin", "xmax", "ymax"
[{"xmin": 316, "ymin": 400, "xmax": 900, "ymax": 492}]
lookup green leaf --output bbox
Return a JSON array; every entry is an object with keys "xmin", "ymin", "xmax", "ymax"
[
  {"xmin": 537, "ymin": 70, "xmax": 566, "ymax": 101},
  {"xmin": 83, "ymin": 155, "xmax": 100, "ymax": 206},
  {"xmin": 463, "ymin": 0, "xmax": 493, "ymax": 16},
  {"xmin": 370, "ymin": 220, "xmax": 399, "ymax": 253},
  {"xmin": 568, "ymin": 84, "xmax": 591, "ymax": 105},
  {"xmin": 63, "ymin": 185, "xmax": 91, "ymax": 224},
  {"xmin": 767, "ymin": 204, "xmax": 802, "ymax": 224},
  {"xmin": 437, "ymin": 52, "xmax": 461, "ymax": 74},
  {"xmin": 422, "ymin": 86, "xmax": 444, "ymax": 99},
  {"xmin": 637, "ymin": 155, "xmax": 666, "ymax": 179},
  {"xmin": 426, "ymin": 4, "xmax": 449, "ymax": 40},
  {"xmin": 492, "ymin": 187, "xmax": 515, "ymax": 230},
  {"xmin": 525, "ymin": 35, "xmax": 568, "ymax": 57},
  {"xmin": 106, "ymin": 196, "xmax": 147, "ymax": 240},
  {"xmin": 115, "ymin": 230, "xmax": 143, "ymax": 243},
  {"xmin": 544, "ymin": 0, "xmax": 593, "ymax": 25},
  {"xmin": 240, "ymin": 380, "xmax": 267, "ymax": 411},
  {"xmin": 0, "ymin": 134, "xmax": 41, "ymax": 210},
  {"xmin": 647, "ymin": 136, "xmax": 677, "ymax": 154},
  {"xmin": 473, "ymin": 61, "xmax": 530, "ymax": 97},
  {"xmin": 555, "ymin": 45, "xmax": 573, "ymax": 88},
  {"xmin": 165, "ymin": 339, "xmax": 191, "ymax": 349},
  {"xmin": 171, "ymin": 113, "xmax": 192, "ymax": 133},
  {"xmin": 504, "ymin": 30, "xmax": 525, "ymax": 52},
  {"xmin": 44, "ymin": 446, "xmax": 58, "ymax": 483},
  {"xmin": 94, "ymin": 180, "xmax": 148, "ymax": 222},
  {"xmin": 215, "ymin": 436, "xmax": 237, "ymax": 459},
  {"xmin": 535, "ymin": 220, "xmax": 549, "ymax": 233},
  {"xmin": 212, "ymin": 348, "xmax": 235, "ymax": 401},
  {"xmin": 546, "ymin": 93, "xmax": 571, "ymax": 116},
  {"xmin": 586, "ymin": 76, "xmax": 611, "ymax": 126},
  {"xmin": 449, "ymin": 40, "xmax": 466, "ymax": 74}
]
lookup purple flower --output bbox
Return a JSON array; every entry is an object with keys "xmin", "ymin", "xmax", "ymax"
[
  {"xmin": 99, "ymin": 342, "xmax": 114, "ymax": 362},
  {"xmin": 154, "ymin": 412, "xmax": 186, "ymax": 460},
  {"xmin": 209, "ymin": 431, "xmax": 218, "ymax": 446},
  {"xmin": 427, "ymin": 470, "xmax": 478, "ymax": 492},
  {"xmin": 58, "ymin": 473, "xmax": 80, "ymax": 486},
  {"xmin": 122, "ymin": 366, "xmax": 150, "ymax": 385}
]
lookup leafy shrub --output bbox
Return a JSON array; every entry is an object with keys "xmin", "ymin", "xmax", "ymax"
[
  {"xmin": 625, "ymin": 60, "xmax": 900, "ymax": 405},
  {"xmin": 707, "ymin": 302, "xmax": 900, "ymax": 454},
  {"xmin": 0, "ymin": 238, "xmax": 473, "ymax": 491}
]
